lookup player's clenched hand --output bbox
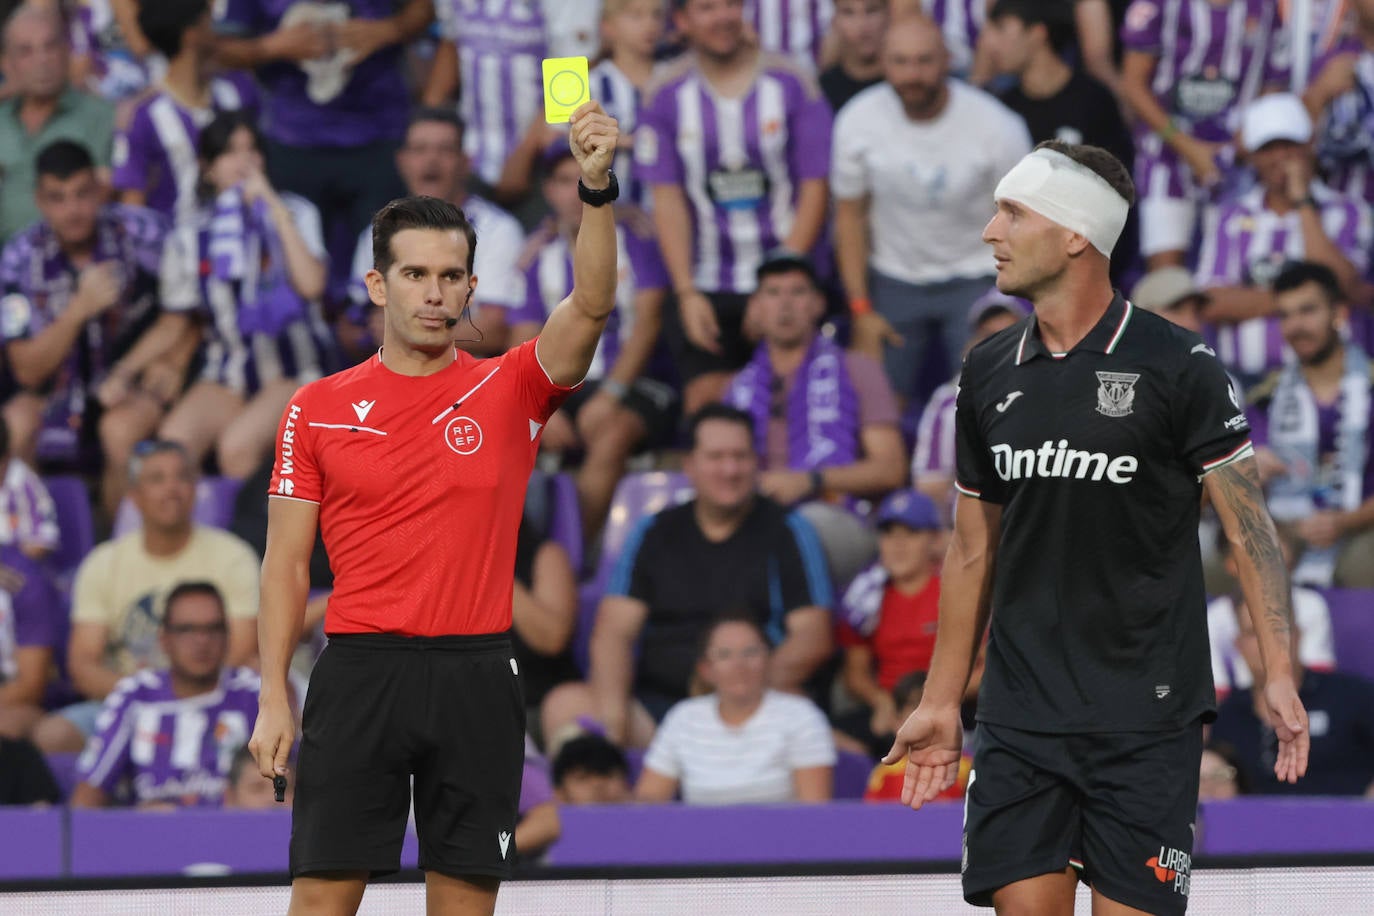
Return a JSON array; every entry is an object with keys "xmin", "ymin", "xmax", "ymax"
[
  {"xmin": 569, "ymin": 102, "xmax": 618, "ymax": 185},
  {"xmin": 248, "ymin": 695, "xmax": 295, "ymax": 780},
  {"xmin": 882, "ymin": 704, "xmax": 963, "ymax": 811},
  {"xmin": 1263, "ymin": 674, "xmax": 1309, "ymax": 784}
]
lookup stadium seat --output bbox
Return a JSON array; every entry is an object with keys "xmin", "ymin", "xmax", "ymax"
[
  {"xmin": 1324, "ymin": 589, "xmax": 1374, "ymax": 681},
  {"xmin": 546, "ymin": 472, "xmax": 583, "ymax": 577},
  {"xmin": 43, "ymin": 752, "xmax": 81, "ymax": 802},
  {"xmin": 573, "ymin": 472, "xmax": 695, "ymax": 673},
  {"xmin": 834, "ymin": 750, "xmax": 876, "ymax": 800},
  {"xmin": 44, "ymin": 476, "xmax": 94, "ymax": 587},
  {"xmin": 111, "ymin": 476, "xmax": 245, "ymax": 537}
]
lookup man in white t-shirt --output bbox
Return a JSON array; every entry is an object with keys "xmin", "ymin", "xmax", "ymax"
[
  {"xmin": 831, "ymin": 13, "xmax": 1030, "ymax": 402},
  {"xmin": 635, "ymin": 616, "xmax": 836, "ymax": 805},
  {"xmin": 31, "ymin": 441, "xmax": 260, "ymax": 753}
]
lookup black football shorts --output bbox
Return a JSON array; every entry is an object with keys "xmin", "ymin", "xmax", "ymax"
[
  {"xmin": 290, "ymin": 632, "xmax": 525, "ymax": 881},
  {"xmin": 962, "ymin": 720, "xmax": 1203, "ymax": 915}
]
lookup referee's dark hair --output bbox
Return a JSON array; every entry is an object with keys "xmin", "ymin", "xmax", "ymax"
[
  {"xmin": 35, "ymin": 140, "xmax": 95, "ymax": 181},
  {"xmin": 162, "ymin": 581, "xmax": 227, "ymax": 629},
  {"xmin": 988, "ymin": 0, "xmax": 1074, "ymax": 56},
  {"xmin": 1035, "ymin": 139, "xmax": 1136, "ymax": 206},
  {"xmin": 551, "ymin": 734, "xmax": 629, "ymax": 787},
  {"xmin": 138, "ymin": 0, "xmax": 209, "ymax": 60},
  {"xmin": 372, "ymin": 196, "xmax": 478, "ymax": 277},
  {"xmin": 1272, "ymin": 260, "xmax": 1344, "ymax": 307},
  {"xmin": 686, "ymin": 403, "xmax": 755, "ymax": 451}
]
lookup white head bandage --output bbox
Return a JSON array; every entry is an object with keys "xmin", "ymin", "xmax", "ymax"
[{"xmin": 993, "ymin": 148, "xmax": 1129, "ymax": 257}]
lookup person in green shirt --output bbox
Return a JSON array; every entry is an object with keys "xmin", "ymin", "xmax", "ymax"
[{"xmin": 0, "ymin": 4, "xmax": 114, "ymax": 241}]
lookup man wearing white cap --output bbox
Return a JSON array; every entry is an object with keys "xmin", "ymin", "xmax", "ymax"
[
  {"xmin": 884, "ymin": 140, "xmax": 1310, "ymax": 915},
  {"xmin": 1196, "ymin": 93, "xmax": 1373, "ymax": 383}
]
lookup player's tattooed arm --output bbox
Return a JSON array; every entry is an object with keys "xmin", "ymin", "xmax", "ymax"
[{"xmin": 1204, "ymin": 457, "xmax": 1294, "ymax": 648}]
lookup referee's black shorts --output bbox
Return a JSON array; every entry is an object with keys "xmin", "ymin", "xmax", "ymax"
[
  {"xmin": 290, "ymin": 632, "xmax": 525, "ymax": 881},
  {"xmin": 962, "ymin": 720, "xmax": 1203, "ymax": 915}
]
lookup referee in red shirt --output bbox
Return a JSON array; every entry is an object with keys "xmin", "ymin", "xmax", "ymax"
[{"xmin": 247, "ymin": 102, "xmax": 622, "ymax": 915}]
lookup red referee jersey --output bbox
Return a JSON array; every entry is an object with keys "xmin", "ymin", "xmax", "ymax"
[{"xmin": 268, "ymin": 339, "xmax": 576, "ymax": 637}]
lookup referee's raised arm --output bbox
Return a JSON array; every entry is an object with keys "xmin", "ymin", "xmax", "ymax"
[{"xmin": 534, "ymin": 101, "xmax": 621, "ymax": 387}]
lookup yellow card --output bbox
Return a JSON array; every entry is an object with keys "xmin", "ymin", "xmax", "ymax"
[{"xmin": 543, "ymin": 56, "xmax": 591, "ymax": 124}]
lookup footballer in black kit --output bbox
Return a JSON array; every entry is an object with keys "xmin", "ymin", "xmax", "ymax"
[{"xmin": 883, "ymin": 141, "xmax": 1309, "ymax": 916}]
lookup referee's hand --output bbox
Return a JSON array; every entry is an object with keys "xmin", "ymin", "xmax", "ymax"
[
  {"xmin": 248, "ymin": 696, "xmax": 295, "ymax": 782},
  {"xmin": 1262, "ymin": 674, "xmax": 1310, "ymax": 785},
  {"xmin": 882, "ymin": 705, "xmax": 963, "ymax": 811}
]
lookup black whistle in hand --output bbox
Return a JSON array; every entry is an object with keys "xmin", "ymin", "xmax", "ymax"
[{"xmin": 273, "ymin": 774, "xmax": 288, "ymax": 803}]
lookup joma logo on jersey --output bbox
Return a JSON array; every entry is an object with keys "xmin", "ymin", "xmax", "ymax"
[
  {"xmin": 991, "ymin": 440, "xmax": 1139, "ymax": 484},
  {"xmin": 1147, "ymin": 846, "xmax": 1191, "ymax": 896},
  {"xmin": 277, "ymin": 404, "xmax": 301, "ymax": 495}
]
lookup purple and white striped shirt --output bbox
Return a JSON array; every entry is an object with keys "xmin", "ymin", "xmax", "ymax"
[
  {"xmin": 1197, "ymin": 181, "xmax": 1372, "ymax": 377},
  {"xmin": 592, "ymin": 60, "xmax": 650, "ymax": 211},
  {"xmin": 912, "ymin": 378, "xmax": 959, "ymax": 480},
  {"xmin": 77, "ymin": 667, "xmax": 261, "ymax": 807},
  {"xmin": 746, "ymin": 0, "xmax": 834, "ymax": 74},
  {"xmin": 923, "ymin": 0, "xmax": 987, "ymax": 77},
  {"xmin": 0, "ymin": 459, "xmax": 58, "ymax": 552},
  {"xmin": 0, "ymin": 547, "xmax": 60, "ymax": 683},
  {"xmin": 510, "ymin": 221, "xmax": 668, "ymax": 380},
  {"xmin": 636, "ymin": 54, "xmax": 833, "ymax": 294},
  {"xmin": 436, "ymin": 0, "xmax": 600, "ymax": 185},
  {"xmin": 112, "ymin": 74, "xmax": 259, "ymax": 225},
  {"xmin": 1121, "ymin": 0, "xmax": 1287, "ymax": 144},
  {"xmin": 1314, "ymin": 42, "xmax": 1374, "ymax": 208}
]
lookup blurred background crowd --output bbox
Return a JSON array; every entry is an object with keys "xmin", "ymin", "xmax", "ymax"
[{"xmin": 0, "ymin": 0, "xmax": 1373, "ymax": 866}]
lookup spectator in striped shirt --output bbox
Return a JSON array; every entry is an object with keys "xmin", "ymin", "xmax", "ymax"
[
  {"xmin": 1304, "ymin": 0, "xmax": 1374, "ymax": 211},
  {"xmin": 1195, "ymin": 94, "xmax": 1372, "ymax": 384},
  {"xmin": 424, "ymin": 0, "xmax": 601, "ymax": 190},
  {"xmin": 638, "ymin": 0, "xmax": 833, "ymax": 414},
  {"xmin": 112, "ymin": 0, "xmax": 258, "ymax": 226},
  {"xmin": 0, "ymin": 545, "xmax": 64, "ymax": 741},
  {"xmin": 745, "ymin": 0, "xmax": 833, "ymax": 75},
  {"xmin": 0, "ymin": 416, "xmax": 58, "ymax": 560},
  {"xmin": 911, "ymin": 288, "xmax": 1026, "ymax": 524},
  {"xmin": 0, "ymin": 140, "xmax": 198, "ymax": 519},
  {"xmin": 635, "ymin": 614, "xmax": 836, "ymax": 804},
  {"xmin": 70, "ymin": 582, "xmax": 261, "ymax": 809},
  {"xmin": 1119, "ymin": 0, "xmax": 1288, "ymax": 270},
  {"xmin": 509, "ymin": 144, "xmax": 675, "ymax": 544}
]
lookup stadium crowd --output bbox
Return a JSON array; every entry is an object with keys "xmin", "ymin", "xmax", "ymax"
[{"xmin": 0, "ymin": 0, "xmax": 1373, "ymax": 867}]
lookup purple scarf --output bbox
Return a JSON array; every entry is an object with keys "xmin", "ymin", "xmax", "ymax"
[
  {"xmin": 727, "ymin": 334, "xmax": 860, "ymax": 470},
  {"xmin": 207, "ymin": 188, "xmax": 306, "ymax": 337}
]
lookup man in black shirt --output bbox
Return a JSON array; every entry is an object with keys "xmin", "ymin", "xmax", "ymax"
[
  {"xmin": 985, "ymin": 0, "xmax": 1138, "ymax": 283},
  {"xmin": 818, "ymin": 0, "xmax": 887, "ymax": 111},
  {"xmin": 540, "ymin": 404, "xmax": 834, "ymax": 748},
  {"xmin": 884, "ymin": 140, "xmax": 1309, "ymax": 916}
]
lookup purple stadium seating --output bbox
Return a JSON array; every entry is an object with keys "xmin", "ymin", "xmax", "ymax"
[
  {"xmin": 834, "ymin": 750, "xmax": 875, "ymax": 800},
  {"xmin": 1324, "ymin": 589, "xmax": 1374, "ymax": 681},
  {"xmin": 44, "ymin": 475, "xmax": 94, "ymax": 587},
  {"xmin": 44, "ymin": 751, "xmax": 81, "ymax": 801},
  {"xmin": 573, "ymin": 472, "xmax": 695, "ymax": 673},
  {"xmin": 112, "ymin": 476, "xmax": 245, "ymax": 537},
  {"xmin": 546, "ymin": 472, "xmax": 583, "ymax": 577}
]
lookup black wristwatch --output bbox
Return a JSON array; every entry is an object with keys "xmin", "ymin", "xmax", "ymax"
[
  {"xmin": 808, "ymin": 469, "xmax": 825, "ymax": 499},
  {"xmin": 578, "ymin": 170, "xmax": 620, "ymax": 207},
  {"xmin": 1296, "ymin": 195, "xmax": 1318, "ymax": 210}
]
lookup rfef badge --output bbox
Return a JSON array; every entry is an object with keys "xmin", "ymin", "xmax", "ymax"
[{"xmin": 543, "ymin": 56, "xmax": 590, "ymax": 123}]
